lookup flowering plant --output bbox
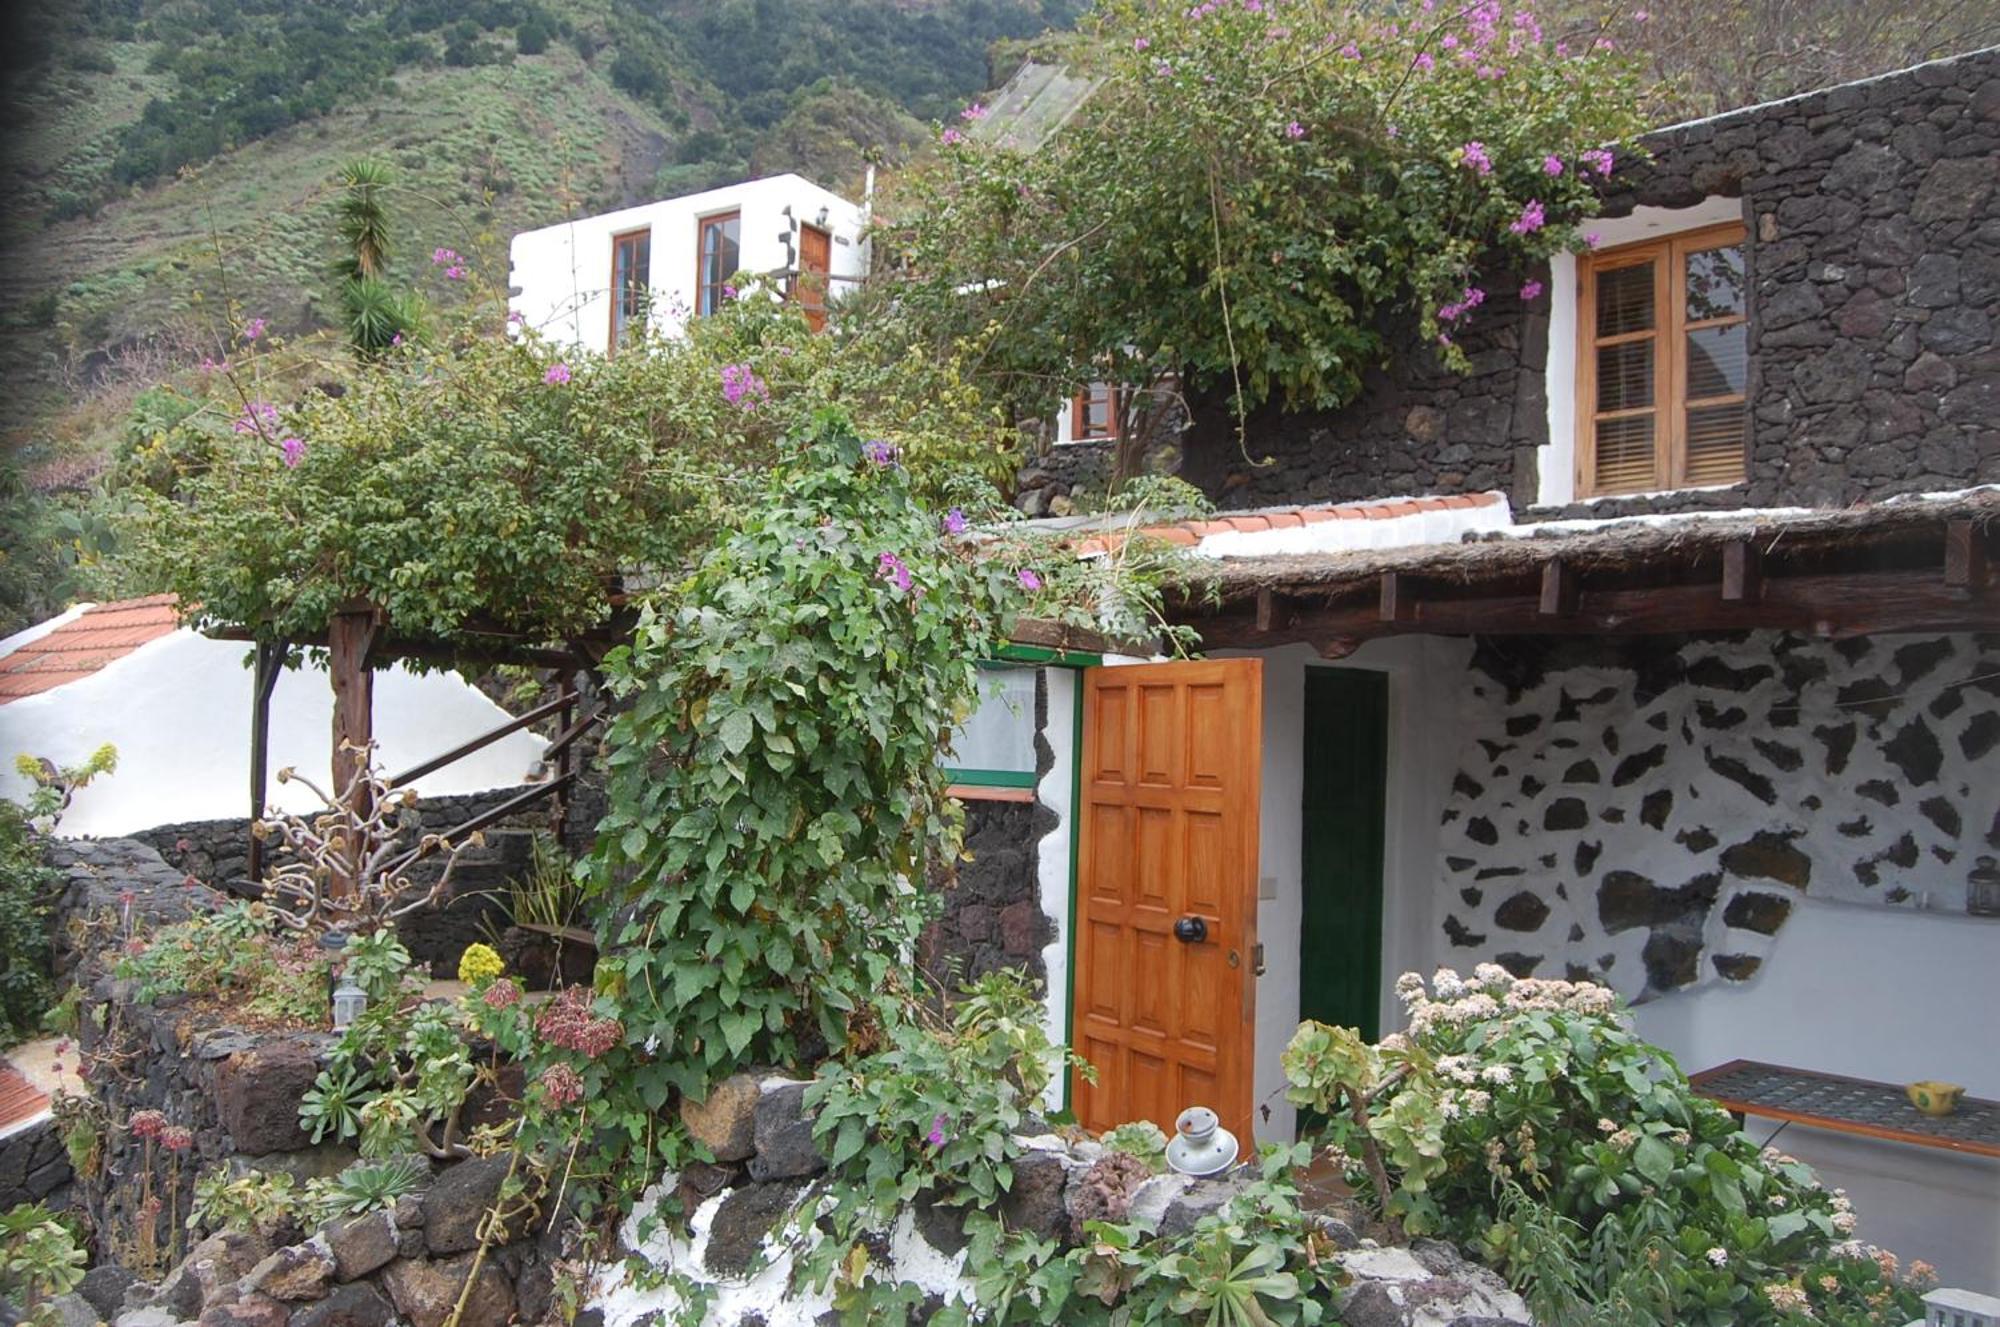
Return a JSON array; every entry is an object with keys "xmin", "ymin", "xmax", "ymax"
[
  {"xmin": 877, "ymin": 0, "xmax": 1649, "ymax": 479},
  {"xmin": 1284, "ymin": 967, "xmax": 1932, "ymax": 1325}
]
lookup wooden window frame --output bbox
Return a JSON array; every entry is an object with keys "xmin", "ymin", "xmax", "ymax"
[
  {"xmin": 1070, "ymin": 382, "xmax": 1122, "ymax": 443},
  {"xmin": 1575, "ymin": 222, "xmax": 1748, "ymax": 498},
  {"xmin": 695, "ymin": 210, "xmax": 741, "ymax": 318},
  {"xmin": 608, "ymin": 227, "xmax": 652, "ymax": 353}
]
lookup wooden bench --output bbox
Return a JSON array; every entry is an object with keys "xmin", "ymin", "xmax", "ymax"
[{"xmin": 1690, "ymin": 1059, "xmax": 2000, "ymax": 1158}]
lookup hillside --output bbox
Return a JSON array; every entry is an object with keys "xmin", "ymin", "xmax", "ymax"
[{"xmin": 0, "ymin": 0, "xmax": 1079, "ymax": 462}]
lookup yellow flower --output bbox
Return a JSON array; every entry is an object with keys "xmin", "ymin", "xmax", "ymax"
[{"xmin": 457, "ymin": 943, "xmax": 504, "ymax": 986}]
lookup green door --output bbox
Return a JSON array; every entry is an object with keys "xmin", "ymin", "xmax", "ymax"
[{"xmin": 1297, "ymin": 667, "xmax": 1389, "ymax": 1041}]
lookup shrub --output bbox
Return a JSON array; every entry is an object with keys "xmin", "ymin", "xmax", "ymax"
[
  {"xmin": 1282, "ymin": 966, "xmax": 1934, "ymax": 1325},
  {"xmin": 0, "ymin": 803, "xmax": 57, "ymax": 1045},
  {"xmin": 114, "ymin": 903, "xmax": 328, "ymax": 1028},
  {"xmin": 0, "ymin": 1203, "xmax": 86, "ymax": 1307}
]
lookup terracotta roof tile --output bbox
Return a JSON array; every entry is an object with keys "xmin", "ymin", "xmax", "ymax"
[
  {"xmin": 1063, "ymin": 491, "xmax": 1505, "ymax": 556},
  {"xmin": 0, "ymin": 595, "xmax": 182, "ymax": 706},
  {"xmin": 0, "ymin": 1064, "xmax": 49, "ymax": 1133}
]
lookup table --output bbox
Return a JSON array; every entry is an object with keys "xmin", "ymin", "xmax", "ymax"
[{"xmin": 1689, "ymin": 1059, "xmax": 2000, "ymax": 1158}]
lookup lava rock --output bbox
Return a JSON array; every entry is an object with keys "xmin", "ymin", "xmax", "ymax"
[
  {"xmin": 289, "ymin": 1283, "xmax": 395, "ymax": 1327},
  {"xmin": 421, "ymin": 1155, "xmax": 532, "ymax": 1255},
  {"xmin": 195, "ymin": 1293, "xmax": 290, "ymax": 1327},
  {"xmin": 243, "ymin": 1242, "xmax": 335, "ymax": 1303},
  {"xmin": 747, "ymin": 1081, "xmax": 825, "ymax": 1182},
  {"xmin": 704, "ymin": 1181, "xmax": 803, "ymax": 1277},
  {"xmin": 681, "ymin": 1072, "xmax": 764, "ymax": 1163},
  {"xmin": 213, "ymin": 1042, "xmax": 321, "ymax": 1154},
  {"xmin": 997, "ymin": 1149, "xmax": 1071, "ymax": 1242},
  {"xmin": 323, "ymin": 1213, "xmax": 397, "ymax": 1283},
  {"xmin": 382, "ymin": 1255, "xmax": 514, "ymax": 1327}
]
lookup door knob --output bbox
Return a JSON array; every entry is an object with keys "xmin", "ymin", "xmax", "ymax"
[{"xmin": 1173, "ymin": 916, "xmax": 1208, "ymax": 943}]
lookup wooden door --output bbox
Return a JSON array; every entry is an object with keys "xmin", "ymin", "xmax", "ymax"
[
  {"xmin": 796, "ymin": 224, "xmax": 831, "ymax": 332},
  {"xmin": 1073, "ymin": 658, "xmax": 1262, "ymax": 1142}
]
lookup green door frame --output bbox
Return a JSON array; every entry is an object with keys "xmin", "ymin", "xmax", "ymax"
[{"xmin": 1297, "ymin": 666, "xmax": 1390, "ymax": 1043}]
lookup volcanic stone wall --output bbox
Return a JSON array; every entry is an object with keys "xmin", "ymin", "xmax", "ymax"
[
  {"xmin": 1430, "ymin": 630, "xmax": 2000, "ymax": 1001},
  {"xmin": 1175, "ymin": 47, "xmax": 2000, "ymax": 515}
]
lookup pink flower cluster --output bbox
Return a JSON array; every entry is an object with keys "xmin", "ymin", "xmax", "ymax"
[
  {"xmin": 1459, "ymin": 141, "xmax": 1493, "ymax": 176},
  {"xmin": 1509, "ymin": 198, "xmax": 1546, "ymax": 234},
  {"xmin": 432, "ymin": 247, "xmax": 467, "ymax": 281},
  {"xmin": 280, "ymin": 436, "xmax": 306, "ymax": 469},
  {"xmin": 540, "ymin": 1063, "xmax": 584, "ymax": 1107},
  {"xmin": 535, "ymin": 986, "xmax": 622, "ymax": 1058},
  {"xmin": 720, "ymin": 363, "xmax": 768, "ymax": 409},
  {"xmin": 878, "ymin": 551, "xmax": 913, "ymax": 593},
  {"xmin": 1519, "ymin": 279, "xmax": 1544, "ymax": 301},
  {"xmin": 940, "ymin": 127, "xmax": 965, "ymax": 146},
  {"xmin": 160, "ymin": 1125, "xmax": 194, "ymax": 1153},
  {"xmin": 545, "ymin": 363, "xmax": 572, "ymax": 385},
  {"xmin": 129, "ymin": 1109, "xmax": 166, "ymax": 1140},
  {"xmin": 941, "ymin": 507, "xmax": 968, "ymax": 536},
  {"xmin": 241, "ymin": 317, "xmax": 268, "ymax": 341},
  {"xmin": 233, "ymin": 401, "xmax": 279, "ymax": 436},
  {"xmin": 483, "ymin": 979, "xmax": 523, "ymax": 1010},
  {"xmin": 1437, "ymin": 284, "xmax": 1486, "ymax": 324},
  {"xmin": 1580, "ymin": 147, "xmax": 1614, "ymax": 176},
  {"xmin": 862, "ymin": 439, "xmax": 900, "ymax": 466}
]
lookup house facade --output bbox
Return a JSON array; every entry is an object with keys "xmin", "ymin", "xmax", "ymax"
[
  {"xmin": 951, "ymin": 48, "xmax": 2000, "ymax": 1283},
  {"xmin": 507, "ymin": 174, "xmax": 867, "ymax": 353}
]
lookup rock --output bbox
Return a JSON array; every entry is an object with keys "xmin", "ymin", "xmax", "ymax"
[
  {"xmin": 80, "ymin": 1266, "xmax": 141, "ymax": 1321},
  {"xmin": 1335, "ymin": 1243, "xmax": 1531, "ymax": 1327},
  {"xmin": 912, "ymin": 1191, "xmax": 971, "ymax": 1257},
  {"xmin": 1125, "ymin": 1173, "xmax": 1192, "ymax": 1231},
  {"xmin": 289, "ymin": 1284, "xmax": 395, "ymax": 1327},
  {"xmin": 681, "ymin": 1073, "xmax": 763, "ymax": 1163},
  {"xmin": 243, "ymin": 1242, "xmax": 335, "ymax": 1303},
  {"xmin": 703, "ymin": 1181, "xmax": 802, "ymax": 1277},
  {"xmin": 997, "ymin": 900, "xmax": 1047, "ymax": 958},
  {"xmin": 195, "ymin": 1294, "xmax": 291, "ymax": 1327},
  {"xmin": 997, "ymin": 1149, "xmax": 1070, "ymax": 1242},
  {"xmin": 322, "ymin": 1213, "xmax": 397, "ymax": 1283},
  {"xmin": 1541, "ymin": 798, "xmax": 1588, "ymax": 831},
  {"xmin": 163, "ymin": 1231, "xmax": 272, "ymax": 1316},
  {"xmin": 44, "ymin": 1293, "xmax": 101, "ymax": 1327},
  {"xmin": 382, "ymin": 1255, "xmax": 514, "ymax": 1327},
  {"xmin": 1712, "ymin": 954, "xmax": 1764, "ymax": 981},
  {"xmin": 214, "ymin": 1042, "xmax": 321, "ymax": 1154},
  {"xmin": 1491, "ymin": 893, "xmax": 1549, "ymax": 933},
  {"xmin": 747, "ymin": 1081, "xmax": 825, "ymax": 1182},
  {"xmin": 1722, "ymin": 892, "xmax": 1792, "ymax": 935},
  {"xmin": 1719, "ymin": 831, "xmax": 1812, "ymax": 890},
  {"xmin": 113, "ymin": 1313, "xmax": 182, "ymax": 1327},
  {"xmin": 1157, "ymin": 1168, "xmax": 1254, "ymax": 1241},
  {"xmin": 391, "ymin": 1195, "xmax": 425, "ymax": 1230},
  {"xmin": 421, "ymin": 1154, "xmax": 532, "ymax": 1255}
]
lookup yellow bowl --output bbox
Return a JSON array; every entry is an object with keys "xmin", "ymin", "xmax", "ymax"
[{"xmin": 1905, "ymin": 1081, "xmax": 1963, "ymax": 1116}]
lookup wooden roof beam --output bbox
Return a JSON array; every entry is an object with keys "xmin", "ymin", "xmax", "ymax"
[{"xmin": 1945, "ymin": 519, "xmax": 1989, "ymax": 591}]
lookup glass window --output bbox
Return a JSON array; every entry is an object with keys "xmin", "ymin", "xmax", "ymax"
[
  {"xmin": 1579, "ymin": 226, "xmax": 1748, "ymax": 496},
  {"xmin": 1070, "ymin": 383, "xmax": 1121, "ymax": 441},
  {"xmin": 697, "ymin": 212, "xmax": 741, "ymax": 316},
  {"xmin": 610, "ymin": 229, "xmax": 651, "ymax": 350},
  {"xmin": 944, "ymin": 668, "xmax": 1037, "ymax": 790}
]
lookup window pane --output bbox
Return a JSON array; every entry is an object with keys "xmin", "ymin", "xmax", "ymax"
[
  {"xmin": 947, "ymin": 669, "xmax": 1037, "ymax": 776},
  {"xmin": 699, "ymin": 216, "xmax": 741, "ymax": 315},
  {"xmin": 1685, "ymin": 244, "xmax": 1744, "ymax": 322},
  {"xmin": 1686, "ymin": 324, "xmax": 1746, "ymax": 399},
  {"xmin": 1593, "ymin": 414, "xmax": 1656, "ymax": 493},
  {"xmin": 1683, "ymin": 403, "xmax": 1746, "ymax": 486},
  {"xmin": 1596, "ymin": 260, "xmax": 1655, "ymax": 338},
  {"xmin": 1597, "ymin": 339, "xmax": 1655, "ymax": 412}
]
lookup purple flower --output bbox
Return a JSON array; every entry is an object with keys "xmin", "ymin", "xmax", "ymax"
[
  {"xmin": 279, "ymin": 436, "xmax": 305, "ymax": 468},
  {"xmin": 1580, "ymin": 148, "xmax": 1615, "ymax": 177},
  {"xmin": 1017, "ymin": 568, "xmax": 1042, "ymax": 592},
  {"xmin": 444, "ymin": 264, "xmax": 467, "ymax": 281},
  {"xmin": 1155, "ymin": 60, "xmax": 1174, "ymax": 77},
  {"xmin": 241, "ymin": 317, "xmax": 267, "ymax": 341},
  {"xmin": 862, "ymin": 439, "xmax": 900, "ymax": 467},
  {"xmin": 1584, "ymin": 231, "xmax": 1601, "ymax": 249},
  {"xmin": 925, "ymin": 1113, "xmax": 949, "ymax": 1148},
  {"xmin": 720, "ymin": 283, "xmax": 737, "ymax": 301},
  {"xmin": 1520, "ymin": 279, "xmax": 1545, "ymax": 301},
  {"xmin": 1437, "ymin": 285, "xmax": 1487, "ymax": 323},
  {"xmin": 199, "ymin": 356, "xmax": 227, "ymax": 375},
  {"xmin": 233, "ymin": 401, "xmax": 279, "ymax": 435},
  {"xmin": 1285, "ymin": 121, "xmax": 1306, "ymax": 140},
  {"xmin": 942, "ymin": 507, "xmax": 968, "ymax": 535},
  {"xmin": 720, "ymin": 363, "xmax": 768, "ymax": 409},
  {"xmin": 390, "ymin": 331, "xmax": 403, "ymax": 347},
  {"xmin": 940, "ymin": 127, "xmax": 965, "ymax": 146},
  {"xmin": 1412, "ymin": 52, "xmax": 1434, "ymax": 71},
  {"xmin": 960, "ymin": 103, "xmax": 988, "ymax": 121},
  {"xmin": 507, "ymin": 309, "xmax": 525, "ymax": 325},
  {"xmin": 1132, "ymin": 36, "xmax": 1150, "ymax": 50},
  {"xmin": 432, "ymin": 247, "xmax": 460, "ymax": 265},
  {"xmin": 1460, "ymin": 141, "xmax": 1493, "ymax": 176},
  {"xmin": 1543, "ymin": 155, "xmax": 1565, "ymax": 176},
  {"xmin": 1339, "ymin": 41, "xmax": 1360, "ymax": 58},
  {"xmin": 545, "ymin": 363, "xmax": 572, "ymax": 385},
  {"xmin": 1509, "ymin": 199, "xmax": 1546, "ymax": 235},
  {"xmin": 878, "ymin": 552, "xmax": 913, "ymax": 593}
]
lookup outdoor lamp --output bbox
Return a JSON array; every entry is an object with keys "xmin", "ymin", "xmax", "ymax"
[
  {"xmin": 331, "ymin": 969, "xmax": 367, "ymax": 1031},
  {"xmin": 1165, "ymin": 1105, "xmax": 1239, "ymax": 1177}
]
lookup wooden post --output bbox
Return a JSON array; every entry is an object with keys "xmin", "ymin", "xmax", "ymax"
[
  {"xmin": 327, "ymin": 608, "xmax": 380, "ymax": 899},
  {"xmin": 246, "ymin": 641, "xmax": 284, "ymax": 885}
]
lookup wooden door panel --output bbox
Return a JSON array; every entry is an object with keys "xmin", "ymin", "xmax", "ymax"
[{"xmin": 1073, "ymin": 658, "xmax": 1261, "ymax": 1141}]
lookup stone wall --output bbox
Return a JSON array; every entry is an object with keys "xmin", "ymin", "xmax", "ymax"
[
  {"xmin": 0, "ymin": 1118, "xmax": 69, "ymax": 1214},
  {"xmin": 1173, "ymin": 48, "xmax": 2000, "ymax": 515},
  {"xmin": 126, "ymin": 783, "xmax": 555, "ymax": 976},
  {"xmin": 598, "ymin": 1069, "xmax": 1533, "ymax": 1327},
  {"xmin": 1430, "ymin": 630, "xmax": 2000, "ymax": 1000},
  {"xmin": 922, "ymin": 669, "xmax": 1059, "ymax": 995}
]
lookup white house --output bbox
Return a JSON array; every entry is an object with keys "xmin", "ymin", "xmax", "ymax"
[
  {"xmin": 0, "ymin": 596, "xmax": 546, "ymax": 837},
  {"xmin": 507, "ymin": 174, "xmax": 868, "ymax": 354}
]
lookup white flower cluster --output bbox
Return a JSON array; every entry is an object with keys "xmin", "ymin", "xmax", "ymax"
[{"xmin": 1397, "ymin": 966, "xmax": 1622, "ymax": 1038}]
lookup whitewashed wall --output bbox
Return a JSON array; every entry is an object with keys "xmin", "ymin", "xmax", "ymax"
[
  {"xmin": 508, "ymin": 174, "xmax": 867, "ymax": 354},
  {"xmin": 0, "ymin": 630, "xmax": 546, "ymax": 836}
]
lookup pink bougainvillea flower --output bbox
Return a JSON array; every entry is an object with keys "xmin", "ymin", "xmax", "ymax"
[
  {"xmin": 1509, "ymin": 199, "xmax": 1546, "ymax": 235},
  {"xmin": 1285, "ymin": 120, "xmax": 1306, "ymax": 139},
  {"xmin": 1459, "ymin": 141, "xmax": 1493, "ymax": 175},
  {"xmin": 720, "ymin": 283, "xmax": 738, "ymax": 301},
  {"xmin": 1155, "ymin": 60, "xmax": 1173, "ymax": 77},
  {"xmin": 545, "ymin": 363, "xmax": 572, "ymax": 385},
  {"xmin": 1543, "ymin": 155, "xmax": 1565, "ymax": 176},
  {"xmin": 862, "ymin": 439, "xmax": 900, "ymax": 466},
  {"xmin": 1017, "ymin": 568, "xmax": 1043, "ymax": 592},
  {"xmin": 960, "ymin": 102, "xmax": 988, "ymax": 121},
  {"xmin": 926, "ymin": 1113, "xmax": 950, "ymax": 1147},
  {"xmin": 1132, "ymin": 36, "xmax": 1150, "ymax": 50},
  {"xmin": 506, "ymin": 309, "xmax": 524, "ymax": 325},
  {"xmin": 233, "ymin": 401, "xmax": 279, "ymax": 435},
  {"xmin": 1339, "ymin": 41, "xmax": 1360, "ymax": 58},
  {"xmin": 940, "ymin": 127, "xmax": 965, "ymax": 146},
  {"xmin": 241, "ymin": 317, "xmax": 267, "ymax": 341},
  {"xmin": 719, "ymin": 363, "xmax": 768, "ymax": 408},
  {"xmin": 1580, "ymin": 147, "xmax": 1615, "ymax": 176},
  {"xmin": 942, "ymin": 507, "xmax": 968, "ymax": 535},
  {"xmin": 444, "ymin": 264, "xmax": 467, "ymax": 281},
  {"xmin": 877, "ymin": 552, "xmax": 914, "ymax": 593},
  {"xmin": 1412, "ymin": 52, "xmax": 1434, "ymax": 71},
  {"xmin": 279, "ymin": 436, "xmax": 306, "ymax": 469},
  {"xmin": 1584, "ymin": 231, "xmax": 1602, "ymax": 249},
  {"xmin": 431, "ymin": 247, "xmax": 460, "ymax": 265},
  {"xmin": 1520, "ymin": 279, "xmax": 1545, "ymax": 301}
]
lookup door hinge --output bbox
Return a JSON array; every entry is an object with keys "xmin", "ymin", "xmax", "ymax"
[{"xmin": 1252, "ymin": 943, "xmax": 1266, "ymax": 977}]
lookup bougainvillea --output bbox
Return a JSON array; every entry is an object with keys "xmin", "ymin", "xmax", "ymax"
[{"xmin": 874, "ymin": 0, "xmax": 1651, "ymax": 476}]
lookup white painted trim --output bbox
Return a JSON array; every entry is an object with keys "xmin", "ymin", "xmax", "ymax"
[
  {"xmin": 1192, "ymin": 497, "xmax": 1513, "ymax": 558},
  {"xmin": 1036, "ymin": 666, "xmax": 1078, "ymax": 1113},
  {"xmin": 1537, "ymin": 196, "xmax": 1748, "ymax": 507}
]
